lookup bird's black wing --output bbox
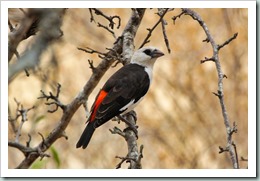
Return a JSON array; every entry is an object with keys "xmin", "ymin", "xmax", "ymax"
[{"xmin": 93, "ymin": 63, "xmax": 150, "ymax": 128}]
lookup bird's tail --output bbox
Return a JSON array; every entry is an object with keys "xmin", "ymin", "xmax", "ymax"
[{"xmin": 76, "ymin": 121, "xmax": 95, "ymax": 149}]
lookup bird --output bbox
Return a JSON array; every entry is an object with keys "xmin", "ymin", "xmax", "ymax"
[{"xmin": 76, "ymin": 46, "xmax": 164, "ymax": 149}]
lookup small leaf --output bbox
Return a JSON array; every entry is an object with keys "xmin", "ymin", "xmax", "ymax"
[
  {"xmin": 50, "ymin": 146, "xmax": 60, "ymax": 168},
  {"xmin": 30, "ymin": 159, "xmax": 47, "ymax": 169},
  {"xmin": 34, "ymin": 115, "xmax": 45, "ymax": 124}
]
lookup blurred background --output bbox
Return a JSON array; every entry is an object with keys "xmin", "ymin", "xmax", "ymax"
[{"xmin": 8, "ymin": 8, "xmax": 248, "ymax": 169}]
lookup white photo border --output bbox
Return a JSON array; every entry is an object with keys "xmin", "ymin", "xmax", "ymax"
[{"xmin": 1, "ymin": 0, "xmax": 256, "ymax": 177}]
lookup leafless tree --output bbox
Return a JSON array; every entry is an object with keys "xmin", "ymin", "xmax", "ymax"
[{"xmin": 8, "ymin": 8, "xmax": 241, "ymax": 169}]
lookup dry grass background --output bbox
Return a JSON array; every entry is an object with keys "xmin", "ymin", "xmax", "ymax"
[{"xmin": 8, "ymin": 8, "xmax": 248, "ymax": 169}]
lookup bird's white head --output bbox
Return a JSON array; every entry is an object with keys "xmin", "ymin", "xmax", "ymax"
[{"xmin": 130, "ymin": 47, "xmax": 164, "ymax": 69}]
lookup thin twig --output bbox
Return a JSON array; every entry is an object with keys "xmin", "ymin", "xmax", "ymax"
[
  {"xmin": 97, "ymin": 22, "xmax": 116, "ymax": 38},
  {"xmin": 139, "ymin": 8, "xmax": 169, "ymax": 48},
  {"xmin": 218, "ymin": 33, "xmax": 238, "ymax": 51},
  {"xmin": 89, "ymin": 9, "xmax": 95, "ymax": 23},
  {"xmin": 91, "ymin": 8, "xmax": 121, "ymax": 29},
  {"xmin": 158, "ymin": 8, "xmax": 171, "ymax": 53},
  {"xmin": 12, "ymin": 98, "xmax": 35, "ymax": 143},
  {"xmin": 38, "ymin": 83, "xmax": 66, "ymax": 113}
]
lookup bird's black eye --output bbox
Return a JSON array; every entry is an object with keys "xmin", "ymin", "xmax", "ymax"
[{"xmin": 143, "ymin": 49, "xmax": 152, "ymax": 56}]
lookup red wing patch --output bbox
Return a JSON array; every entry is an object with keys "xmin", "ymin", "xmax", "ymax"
[{"xmin": 89, "ymin": 90, "xmax": 108, "ymax": 122}]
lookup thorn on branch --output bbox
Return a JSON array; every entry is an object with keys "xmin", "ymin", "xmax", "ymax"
[
  {"xmin": 229, "ymin": 122, "xmax": 238, "ymax": 135},
  {"xmin": 87, "ymin": 59, "xmax": 96, "ymax": 73},
  {"xmin": 241, "ymin": 156, "xmax": 248, "ymax": 161},
  {"xmin": 218, "ymin": 32, "xmax": 238, "ymax": 51},
  {"xmin": 212, "ymin": 90, "xmax": 223, "ymax": 98},
  {"xmin": 201, "ymin": 57, "xmax": 215, "ymax": 64},
  {"xmin": 202, "ymin": 37, "xmax": 210, "ymax": 43},
  {"xmin": 60, "ymin": 131, "xmax": 69, "ymax": 140},
  {"xmin": 223, "ymin": 74, "xmax": 228, "ymax": 79},
  {"xmin": 219, "ymin": 146, "xmax": 229, "ymax": 154},
  {"xmin": 172, "ymin": 11, "xmax": 185, "ymax": 24}
]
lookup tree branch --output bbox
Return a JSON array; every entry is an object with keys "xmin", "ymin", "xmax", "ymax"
[
  {"xmin": 38, "ymin": 83, "xmax": 66, "ymax": 113},
  {"xmin": 91, "ymin": 8, "xmax": 121, "ymax": 29},
  {"xmin": 180, "ymin": 8, "xmax": 239, "ymax": 169},
  {"xmin": 8, "ymin": 9, "xmax": 65, "ymax": 82},
  {"xmin": 139, "ymin": 8, "xmax": 169, "ymax": 49}
]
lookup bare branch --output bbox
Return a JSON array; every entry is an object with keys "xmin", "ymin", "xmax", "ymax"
[
  {"xmin": 139, "ymin": 8, "xmax": 169, "ymax": 49},
  {"xmin": 38, "ymin": 83, "xmax": 66, "ymax": 113},
  {"xmin": 77, "ymin": 47, "xmax": 106, "ymax": 59},
  {"xmin": 9, "ymin": 98, "xmax": 35, "ymax": 143},
  {"xmin": 232, "ymin": 142, "xmax": 239, "ymax": 169},
  {"xmin": 113, "ymin": 111, "xmax": 143, "ymax": 169},
  {"xmin": 91, "ymin": 8, "xmax": 121, "ymax": 29},
  {"xmin": 201, "ymin": 56, "xmax": 215, "ymax": 64},
  {"xmin": 158, "ymin": 8, "xmax": 171, "ymax": 53},
  {"xmin": 180, "ymin": 8, "xmax": 239, "ymax": 168},
  {"xmin": 172, "ymin": 10, "xmax": 185, "ymax": 24},
  {"xmin": 218, "ymin": 32, "xmax": 238, "ymax": 51},
  {"xmin": 89, "ymin": 8, "xmax": 95, "ymax": 23},
  {"xmin": 97, "ymin": 22, "xmax": 116, "ymax": 38}
]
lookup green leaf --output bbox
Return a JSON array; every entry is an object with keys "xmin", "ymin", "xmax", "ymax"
[
  {"xmin": 34, "ymin": 115, "xmax": 45, "ymax": 124},
  {"xmin": 30, "ymin": 159, "xmax": 47, "ymax": 169},
  {"xmin": 50, "ymin": 146, "xmax": 60, "ymax": 168}
]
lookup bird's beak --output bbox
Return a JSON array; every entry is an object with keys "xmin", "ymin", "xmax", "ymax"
[{"xmin": 151, "ymin": 49, "xmax": 164, "ymax": 58}]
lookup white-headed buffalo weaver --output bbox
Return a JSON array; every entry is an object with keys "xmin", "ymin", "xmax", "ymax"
[{"xmin": 76, "ymin": 47, "xmax": 164, "ymax": 149}]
